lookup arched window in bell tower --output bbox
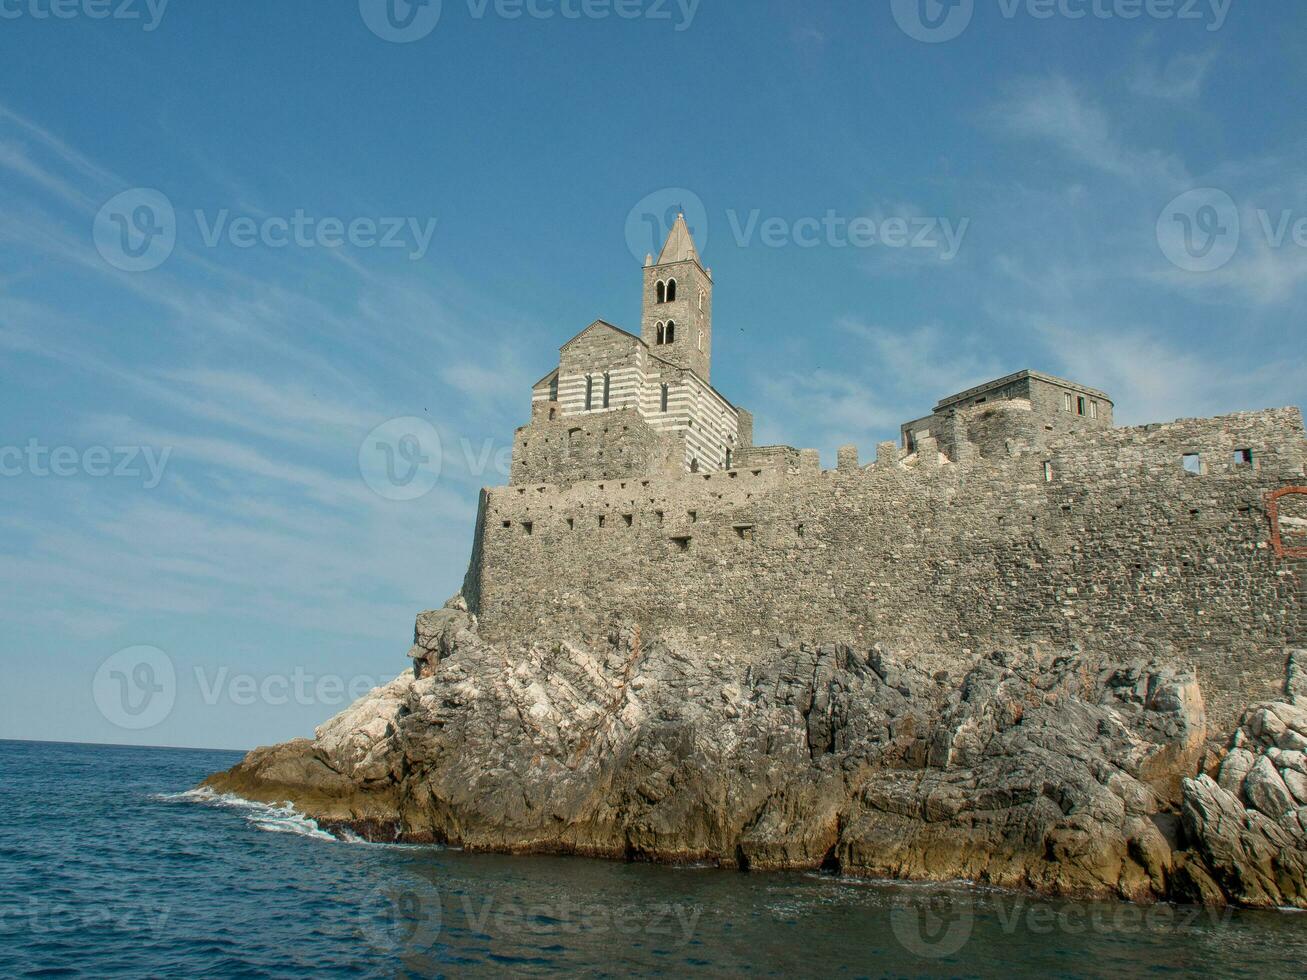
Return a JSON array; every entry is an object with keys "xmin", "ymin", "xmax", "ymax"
[
  {"xmin": 666, "ymin": 279, "xmax": 677, "ymax": 302},
  {"xmin": 665, "ymin": 321, "xmax": 676, "ymax": 344},
  {"xmin": 655, "ymin": 281, "xmax": 666, "ymax": 304},
  {"xmin": 655, "ymin": 322, "xmax": 665, "ymax": 345}
]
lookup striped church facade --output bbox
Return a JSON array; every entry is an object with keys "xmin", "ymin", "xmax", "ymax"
[{"xmin": 510, "ymin": 215, "xmax": 750, "ymax": 487}]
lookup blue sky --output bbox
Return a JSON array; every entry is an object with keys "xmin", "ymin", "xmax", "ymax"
[{"xmin": 1, "ymin": 0, "xmax": 1304, "ymax": 750}]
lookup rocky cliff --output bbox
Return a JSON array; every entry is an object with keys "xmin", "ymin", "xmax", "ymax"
[{"xmin": 205, "ymin": 602, "xmax": 1307, "ymax": 909}]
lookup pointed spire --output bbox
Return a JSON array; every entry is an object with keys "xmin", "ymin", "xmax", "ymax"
[{"xmin": 656, "ymin": 213, "xmax": 699, "ymax": 265}]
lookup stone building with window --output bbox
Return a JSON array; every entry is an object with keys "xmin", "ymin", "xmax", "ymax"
[
  {"xmin": 510, "ymin": 215, "xmax": 751, "ymax": 486},
  {"xmin": 900, "ymin": 370, "xmax": 1114, "ymax": 456}
]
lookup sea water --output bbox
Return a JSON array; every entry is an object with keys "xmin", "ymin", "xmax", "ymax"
[{"xmin": 0, "ymin": 739, "xmax": 1302, "ymax": 978}]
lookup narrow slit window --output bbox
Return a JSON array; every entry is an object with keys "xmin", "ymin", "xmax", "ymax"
[
  {"xmin": 602, "ymin": 372, "xmax": 611, "ymax": 408},
  {"xmin": 660, "ymin": 383, "xmax": 669, "ymax": 413},
  {"xmin": 584, "ymin": 375, "xmax": 594, "ymax": 410}
]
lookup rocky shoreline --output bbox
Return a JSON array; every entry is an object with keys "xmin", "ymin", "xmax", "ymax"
[{"xmin": 204, "ymin": 601, "xmax": 1307, "ymax": 909}]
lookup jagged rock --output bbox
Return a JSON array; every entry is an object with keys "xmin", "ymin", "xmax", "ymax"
[
  {"xmin": 1171, "ymin": 697, "xmax": 1307, "ymax": 909},
  {"xmin": 1218, "ymin": 748, "xmax": 1256, "ymax": 794},
  {"xmin": 205, "ymin": 609, "xmax": 1305, "ymax": 909},
  {"xmin": 1179, "ymin": 774, "xmax": 1307, "ymax": 908},
  {"xmin": 1284, "ymin": 769, "xmax": 1307, "ymax": 807},
  {"xmin": 1243, "ymin": 755, "xmax": 1295, "ymax": 820},
  {"xmin": 1287, "ymin": 650, "xmax": 1306, "ymax": 702}
]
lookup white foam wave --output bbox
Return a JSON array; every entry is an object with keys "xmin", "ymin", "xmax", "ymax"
[
  {"xmin": 151, "ymin": 787, "xmax": 438, "ymax": 849},
  {"xmin": 152, "ymin": 788, "xmax": 341, "ymax": 842}
]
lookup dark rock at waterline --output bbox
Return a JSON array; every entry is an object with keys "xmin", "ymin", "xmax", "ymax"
[{"xmin": 204, "ymin": 606, "xmax": 1307, "ymax": 909}]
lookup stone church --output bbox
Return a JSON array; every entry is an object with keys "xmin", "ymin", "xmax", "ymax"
[{"xmin": 510, "ymin": 215, "xmax": 752, "ymax": 486}]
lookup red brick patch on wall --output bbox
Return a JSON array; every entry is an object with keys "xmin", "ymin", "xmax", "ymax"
[{"xmin": 1268, "ymin": 487, "xmax": 1307, "ymax": 559}]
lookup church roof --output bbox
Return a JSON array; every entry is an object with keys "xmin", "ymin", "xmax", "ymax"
[
  {"xmin": 656, "ymin": 213, "xmax": 700, "ymax": 265},
  {"xmin": 558, "ymin": 319, "xmax": 642, "ymax": 353}
]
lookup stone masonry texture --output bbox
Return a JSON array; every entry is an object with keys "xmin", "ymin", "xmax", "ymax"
[
  {"xmin": 471, "ymin": 400, "xmax": 1307, "ymax": 735},
  {"xmin": 468, "ymin": 219, "xmax": 1307, "ymax": 737}
]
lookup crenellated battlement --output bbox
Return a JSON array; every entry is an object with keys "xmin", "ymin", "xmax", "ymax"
[
  {"xmin": 471, "ymin": 216, "xmax": 1307, "ymax": 731},
  {"xmin": 465, "ymin": 405, "xmax": 1307, "ymax": 730}
]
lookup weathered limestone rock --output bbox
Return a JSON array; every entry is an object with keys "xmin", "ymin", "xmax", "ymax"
[
  {"xmin": 1174, "ymin": 695, "xmax": 1307, "ymax": 909},
  {"xmin": 204, "ymin": 604, "xmax": 1304, "ymax": 908}
]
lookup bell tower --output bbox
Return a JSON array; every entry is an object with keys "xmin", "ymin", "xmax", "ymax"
[{"xmin": 641, "ymin": 214, "xmax": 713, "ymax": 382}]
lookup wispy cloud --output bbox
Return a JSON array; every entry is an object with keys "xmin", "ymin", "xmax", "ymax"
[
  {"xmin": 989, "ymin": 75, "xmax": 1187, "ymax": 186},
  {"xmin": 1129, "ymin": 50, "xmax": 1219, "ymax": 102}
]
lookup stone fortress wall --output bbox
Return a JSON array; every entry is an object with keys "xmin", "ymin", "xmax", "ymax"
[
  {"xmin": 466, "ymin": 217, "xmax": 1307, "ymax": 733},
  {"xmin": 467, "ymin": 399, "xmax": 1307, "ymax": 731}
]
